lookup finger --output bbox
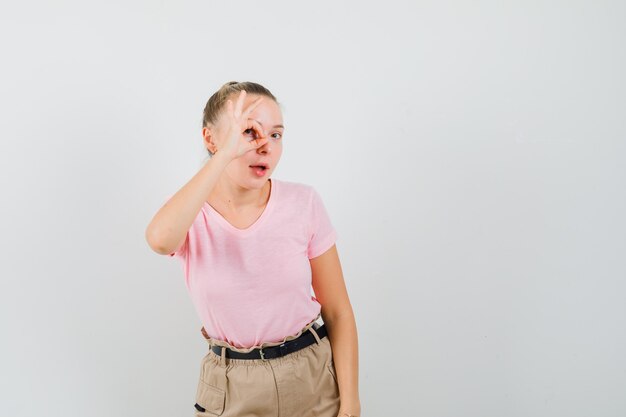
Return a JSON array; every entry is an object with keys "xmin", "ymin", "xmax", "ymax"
[
  {"xmin": 246, "ymin": 118, "xmax": 266, "ymax": 139},
  {"xmin": 243, "ymin": 95, "xmax": 265, "ymax": 116},
  {"xmin": 233, "ymin": 90, "xmax": 246, "ymax": 118},
  {"xmin": 225, "ymin": 99, "xmax": 233, "ymax": 116},
  {"xmin": 241, "ymin": 119, "xmax": 264, "ymax": 141},
  {"xmin": 250, "ymin": 137, "xmax": 269, "ymax": 149}
]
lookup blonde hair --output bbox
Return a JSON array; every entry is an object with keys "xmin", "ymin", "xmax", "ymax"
[{"xmin": 202, "ymin": 81, "xmax": 279, "ymax": 127}]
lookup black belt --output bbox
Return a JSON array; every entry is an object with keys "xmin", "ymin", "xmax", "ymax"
[{"xmin": 210, "ymin": 323, "xmax": 327, "ymax": 360}]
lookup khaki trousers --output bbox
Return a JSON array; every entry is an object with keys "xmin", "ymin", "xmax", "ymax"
[{"xmin": 194, "ymin": 316, "xmax": 341, "ymax": 417}]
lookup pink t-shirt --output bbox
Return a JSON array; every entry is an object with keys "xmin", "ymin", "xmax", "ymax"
[{"xmin": 164, "ymin": 178, "xmax": 337, "ymax": 348}]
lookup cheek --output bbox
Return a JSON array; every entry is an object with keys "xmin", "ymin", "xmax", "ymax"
[{"xmin": 271, "ymin": 146, "xmax": 283, "ymax": 160}]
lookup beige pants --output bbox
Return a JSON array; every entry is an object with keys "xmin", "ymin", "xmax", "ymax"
[{"xmin": 194, "ymin": 316, "xmax": 340, "ymax": 417}]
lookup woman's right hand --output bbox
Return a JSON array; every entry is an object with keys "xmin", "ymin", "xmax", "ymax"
[{"xmin": 218, "ymin": 90, "xmax": 269, "ymax": 162}]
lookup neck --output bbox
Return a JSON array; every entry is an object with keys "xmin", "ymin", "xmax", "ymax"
[{"xmin": 211, "ymin": 178, "xmax": 271, "ymax": 211}]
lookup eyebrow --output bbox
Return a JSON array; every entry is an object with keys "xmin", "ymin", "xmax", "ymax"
[{"xmin": 248, "ymin": 118, "xmax": 285, "ymax": 129}]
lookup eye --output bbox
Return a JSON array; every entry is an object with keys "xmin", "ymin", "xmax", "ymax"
[
  {"xmin": 243, "ymin": 128, "xmax": 259, "ymax": 139},
  {"xmin": 271, "ymin": 132, "xmax": 282, "ymax": 139}
]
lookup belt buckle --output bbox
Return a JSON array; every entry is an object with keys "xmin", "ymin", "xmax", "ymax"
[{"xmin": 259, "ymin": 347, "xmax": 266, "ymax": 361}]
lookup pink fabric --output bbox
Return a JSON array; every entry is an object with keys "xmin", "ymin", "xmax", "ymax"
[{"xmin": 164, "ymin": 178, "xmax": 337, "ymax": 348}]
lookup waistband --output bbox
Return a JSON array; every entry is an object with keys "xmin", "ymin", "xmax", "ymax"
[
  {"xmin": 210, "ymin": 322, "xmax": 327, "ymax": 360},
  {"xmin": 201, "ymin": 313, "xmax": 323, "ymax": 354}
]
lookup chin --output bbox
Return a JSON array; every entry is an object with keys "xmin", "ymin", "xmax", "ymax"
[{"xmin": 243, "ymin": 175, "xmax": 270, "ymax": 189}]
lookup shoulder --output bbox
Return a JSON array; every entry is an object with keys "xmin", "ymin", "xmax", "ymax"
[{"xmin": 272, "ymin": 178, "xmax": 316, "ymax": 201}]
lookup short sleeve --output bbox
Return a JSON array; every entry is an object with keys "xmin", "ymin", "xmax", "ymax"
[
  {"xmin": 161, "ymin": 194, "xmax": 188, "ymax": 259},
  {"xmin": 307, "ymin": 187, "xmax": 337, "ymax": 259}
]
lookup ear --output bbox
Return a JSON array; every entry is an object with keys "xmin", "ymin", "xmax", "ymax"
[{"xmin": 202, "ymin": 126, "xmax": 218, "ymax": 154}]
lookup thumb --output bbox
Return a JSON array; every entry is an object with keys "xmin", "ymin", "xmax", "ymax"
[{"xmin": 250, "ymin": 136, "xmax": 269, "ymax": 149}]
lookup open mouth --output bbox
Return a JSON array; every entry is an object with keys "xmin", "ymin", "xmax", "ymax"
[
  {"xmin": 249, "ymin": 164, "xmax": 269, "ymax": 176},
  {"xmin": 249, "ymin": 164, "xmax": 268, "ymax": 170}
]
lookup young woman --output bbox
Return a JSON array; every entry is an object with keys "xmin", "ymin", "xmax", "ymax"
[{"xmin": 145, "ymin": 81, "xmax": 361, "ymax": 417}]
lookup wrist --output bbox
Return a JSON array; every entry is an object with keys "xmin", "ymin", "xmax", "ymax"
[{"xmin": 339, "ymin": 402, "xmax": 361, "ymax": 417}]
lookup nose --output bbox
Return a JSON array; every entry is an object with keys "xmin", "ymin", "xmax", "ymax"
[{"xmin": 257, "ymin": 139, "xmax": 272, "ymax": 154}]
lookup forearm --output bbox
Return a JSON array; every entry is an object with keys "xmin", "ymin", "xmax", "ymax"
[
  {"xmin": 325, "ymin": 311, "xmax": 361, "ymax": 415},
  {"xmin": 145, "ymin": 152, "xmax": 231, "ymax": 254}
]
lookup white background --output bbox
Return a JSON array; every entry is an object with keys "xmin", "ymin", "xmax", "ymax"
[{"xmin": 1, "ymin": 1, "xmax": 625, "ymax": 416}]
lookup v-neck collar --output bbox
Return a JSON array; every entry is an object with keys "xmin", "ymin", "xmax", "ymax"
[{"xmin": 204, "ymin": 178, "xmax": 277, "ymax": 236}]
